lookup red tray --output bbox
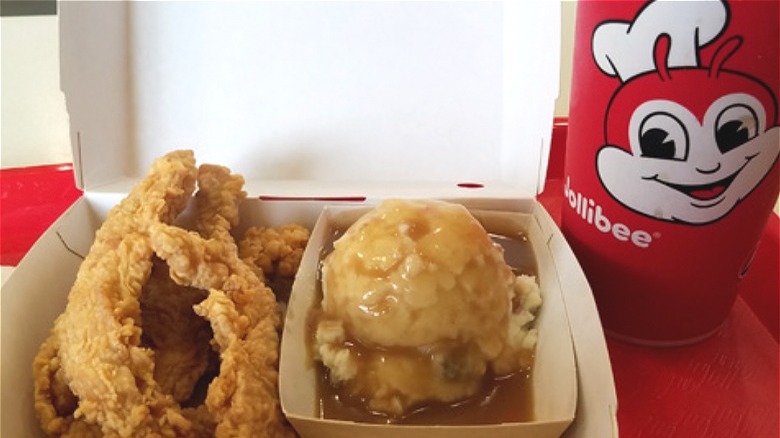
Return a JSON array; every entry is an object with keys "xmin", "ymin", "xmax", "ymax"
[{"xmin": 2, "ymin": 119, "xmax": 777, "ymax": 437}]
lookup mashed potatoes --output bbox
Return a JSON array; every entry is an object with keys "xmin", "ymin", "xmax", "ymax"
[{"xmin": 315, "ymin": 199, "xmax": 541, "ymax": 416}]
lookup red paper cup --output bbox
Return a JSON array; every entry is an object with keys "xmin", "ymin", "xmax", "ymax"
[{"xmin": 562, "ymin": 0, "xmax": 779, "ymax": 345}]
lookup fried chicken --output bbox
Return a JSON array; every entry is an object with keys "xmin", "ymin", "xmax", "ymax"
[
  {"xmin": 33, "ymin": 150, "xmax": 198, "ymax": 437},
  {"xmin": 138, "ymin": 164, "xmax": 247, "ymax": 407},
  {"xmin": 33, "ymin": 151, "xmax": 299, "ymax": 438},
  {"xmin": 239, "ymin": 224, "xmax": 310, "ymax": 282},
  {"xmin": 140, "ymin": 259, "xmax": 213, "ymax": 404},
  {"xmin": 149, "ymin": 164, "xmax": 295, "ymax": 437}
]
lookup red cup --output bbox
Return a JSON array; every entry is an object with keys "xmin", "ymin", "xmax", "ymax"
[{"xmin": 562, "ymin": 0, "xmax": 779, "ymax": 345}]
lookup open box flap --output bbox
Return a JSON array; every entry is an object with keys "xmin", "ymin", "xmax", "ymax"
[{"xmin": 59, "ymin": 1, "xmax": 560, "ymax": 198}]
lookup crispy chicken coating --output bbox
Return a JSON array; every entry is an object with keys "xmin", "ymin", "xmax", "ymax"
[
  {"xmin": 33, "ymin": 151, "xmax": 299, "ymax": 438},
  {"xmin": 149, "ymin": 164, "xmax": 295, "ymax": 438},
  {"xmin": 33, "ymin": 150, "xmax": 198, "ymax": 437},
  {"xmin": 239, "ymin": 224, "xmax": 310, "ymax": 282}
]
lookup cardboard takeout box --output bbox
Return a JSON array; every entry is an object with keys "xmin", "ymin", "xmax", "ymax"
[{"xmin": 0, "ymin": 1, "xmax": 617, "ymax": 437}]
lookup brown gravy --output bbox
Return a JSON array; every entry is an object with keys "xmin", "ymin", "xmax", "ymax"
[
  {"xmin": 311, "ymin": 224, "xmax": 538, "ymax": 425},
  {"xmin": 316, "ymin": 362, "xmax": 534, "ymax": 425}
]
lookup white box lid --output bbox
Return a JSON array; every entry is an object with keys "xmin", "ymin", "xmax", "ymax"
[{"xmin": 59, "ymin": 1, "xmax": 560, "ymax": 199}]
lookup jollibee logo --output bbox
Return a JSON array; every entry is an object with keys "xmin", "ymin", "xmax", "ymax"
[
  {"xmin": 593, "ymin": 0, "xmax": 779, "ymax": 225},
  {"xmin": 564, "ymin": 177, "xmax": 654, "ymax": 248}
]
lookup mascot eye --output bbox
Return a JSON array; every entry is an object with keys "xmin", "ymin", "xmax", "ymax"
[
  {"xmin": 638, "ymin": 112, "xmax": 689, "ymax": 160},
  {"xmin": 715, "ymin": 104, "xmax": 759, "ymax": 153}
]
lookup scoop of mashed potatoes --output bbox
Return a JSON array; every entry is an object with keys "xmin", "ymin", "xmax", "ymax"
[{"xmin": 316, "ymin": 199, "xmax": 541, "ymax": 416}]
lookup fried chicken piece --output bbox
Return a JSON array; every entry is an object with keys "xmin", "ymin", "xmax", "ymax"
[
  {"xmin": 139, "ymin": 165, "xmax": 246, "ymax": 405},
  {"xmin": 195, "ymin": 289, "xmax": 289, "ymax": 437},
  {"xmin": 140, "ymin": 259, "xmax": 212, "ymax": 403},
  {"xmin": 33, "ymin": 150, "xmax": 198, "ymax": 437},
  {"xmin": 149, "ymin": 164, "xmax": 295, "ymax": 438},
  {"xmin": 239, "ymin": 224, "xmax": 310, "ymax": 281},
  {"xmin": 32, "ymin": 336, "xmax": 102, "ymax": 437},
  {"xmin": 34, "ymin": 154, "xmax": 299, "ymax": 438},
  {"xmin": 193, "ymin": 163, "xmax": 246, "ymax": 238}
]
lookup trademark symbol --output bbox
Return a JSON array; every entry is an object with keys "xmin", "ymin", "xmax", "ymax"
[{"xmin": 653, "ymin": 232, "xmax": 662, "ymax": 239}]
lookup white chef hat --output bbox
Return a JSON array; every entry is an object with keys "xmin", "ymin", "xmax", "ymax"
[{"xmin": 592, "ymin": 0, "xmax": 728, "ymax": 82}]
